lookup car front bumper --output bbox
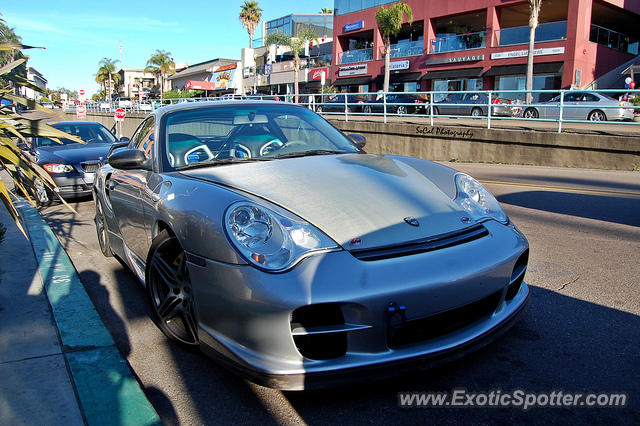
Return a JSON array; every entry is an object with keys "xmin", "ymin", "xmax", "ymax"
[
  {"xmin": 51, "ymin": 173, "xmax": 96, "ymax": 198},
  {"xmin": 187, "ymin": 220, "xmax": 530, "ymax": 390}
]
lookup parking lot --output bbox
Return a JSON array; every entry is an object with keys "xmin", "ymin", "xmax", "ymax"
[{"xmin": 33, "ymin": 162, "xmax": 640, "ymax": 425}]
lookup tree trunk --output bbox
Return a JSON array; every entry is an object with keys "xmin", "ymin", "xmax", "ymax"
[
  {"xmin": 526, "ymin": 2, "xmax": 539, "ymax": 105},
  {"xmin": 108, "ymin": 73, "xmax": 113, "ymax": 102},
  {"xmin": 249, "ymin": 32, "xmax": 253, "ymax": 49},
  {"xmin": 383, "ymin": 40, "xmax": 391, "ymax": 94},
  {"xmin": 294, "ymin": 54, "xmax": 299, "ymax": 104},
  {"xmin": 160, "ymin": 73, "xmax": 164, "ymax": 100}
]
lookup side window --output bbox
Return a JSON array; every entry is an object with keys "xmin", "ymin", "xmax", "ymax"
[
  {"xmin": 583, "ymin": 94, "xmax": 599, "ymax": 102},
  {"xmin": 131, "ymin": 117, "xmax": 155, "ymax": 159},
  {"xmin": 564, "ymin": 93, "xmax": 580, "ymax": 102}
]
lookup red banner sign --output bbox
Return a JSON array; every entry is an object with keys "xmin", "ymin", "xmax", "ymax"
[{"xmin": 310, "ymin": 67, "xmax": 328, "ymax": 81}]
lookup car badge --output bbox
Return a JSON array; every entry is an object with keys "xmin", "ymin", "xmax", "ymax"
[
  {"xmin": 404, "ymin": 216, "xmax": 419, "ymax": 227},
  {"xmin": 350, "ymin": 237, "xmax": 362, "ymax": 247},
  {"xmin": 461, "ymin": 216, "xmax": 472, "ymax": 224}
]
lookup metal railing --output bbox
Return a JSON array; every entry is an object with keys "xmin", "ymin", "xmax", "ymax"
[
  {"xmin": 495, "ymin": 21, "xmax": 567, "ymax": 47},
  {"xmin": 338, "ymin": 47, "xmax": 373, "ymax": 64},
  {"xmin": 285, "ymin": 89, "xmax": 640, "ymax": 132},
  {"xmin": 389, "ymin": 40, "xmax": 423, "ymax": 58},
  {"xmin": 429, "ymin": 31, "xmax": 485, "ymax": 54},
  {"xmin": 76, "ymin": 89, "xmax": 640, "ymax": 133}
]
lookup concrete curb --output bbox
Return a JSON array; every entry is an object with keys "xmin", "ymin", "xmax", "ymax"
[{"xmin": 16, "ymin": 200, "xmax": 161, "ymax": 426}]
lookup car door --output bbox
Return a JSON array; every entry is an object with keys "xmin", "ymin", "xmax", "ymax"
[
  {"xmin": 107, "ymin": 116, "xmax": 155, "ymax": 262},
  {"xmin": 561, "ymin": 92, "xmax": 582, "ymax": 120}
]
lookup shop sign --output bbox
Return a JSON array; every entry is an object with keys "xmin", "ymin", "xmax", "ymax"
[
  {"xmin": 310, "ymin": 67, "xmax": 329, "ymax": 81},
  {"xmin": 389, "ymin": 60, "xmax": 410, "ymax": 71},
  {"xmin": 491, "ymin": 47, "xmax": 565, "ymax": 60},
  {"xmin": 344, "ymin": 20, "xmax": 364, "ymax": 33},
  {"xmin": 426, "ymin": 54, "xmax": 484, "ymax": 65},
  {"xmin": 338, "ymin": 64, "xmax": 367, "ymax": 77}
]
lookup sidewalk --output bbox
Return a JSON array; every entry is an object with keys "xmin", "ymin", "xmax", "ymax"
[{"xmin": 0, "ymin": 182, "xmax": 160, "ymax": 425}]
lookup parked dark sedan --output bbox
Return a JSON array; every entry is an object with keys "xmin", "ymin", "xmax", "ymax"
[
  {"xmin": 18, "ymin": 121, "xmax": 124, "ymax": 205},
  {"xmin": 315, "ymin": 94, "xmax": 367, "ymax": 113},
  {"xmin": 363, "ymin": 93, "xmax": 427, "ymax": 115},
  {"xmin": 431, "ymin": 93, "xmax": 519, "ymax": 117}
]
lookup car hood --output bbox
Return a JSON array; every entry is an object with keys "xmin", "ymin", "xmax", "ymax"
[
  {"xmin": 36, "ymin": 143, "xmax": 113, "ymax": 165},
  {"xmin": 181, "ymin": 154, "xmax": 473, "ymax": 250}
]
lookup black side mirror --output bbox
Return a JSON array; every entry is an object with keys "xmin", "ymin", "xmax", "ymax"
[
  {"xmin": 348, "ymin": 133, "xmax": 366, "ymax": 149},
  {"xmin": 16, "ymin": 141, "xmax": 29, "ymax": 150},
  {"xmin": 108, "ymin": 149, "xmax": 150, "ymax": 170},
  {"xmin": 108, "ymin": 141, "xmax": 130, "ymax": 157},
  {"xmin": 119, "ymin": 136, "xmax": 130, "ymax": 142}
]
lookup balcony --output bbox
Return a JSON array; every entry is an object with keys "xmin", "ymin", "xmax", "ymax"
[
  {"xmin": 430, "ymin": 31, "xmax": 485, "ymax": 54},
  {"xmin": 339, "ymin": 47, "xmax": 373, "ymax": 64},
  {"xmin": 497, "ymin": 21, "xmax": 567, "ymax": 46},
  {"xmin": 390, "ymin": 40, "xmax": 423, "ymax": 58},
  {"xmin": 590, "ymin": 24, "xmax": 639, "ymax": 55}
]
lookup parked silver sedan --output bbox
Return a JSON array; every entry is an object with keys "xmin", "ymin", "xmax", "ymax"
[
  {"xmin": 522, "ymin": 92, "xmax": 634, "ymax": 121},
  {"xmin": 94, "ymin": 101, "xmax": 530, "ymax": 390}
]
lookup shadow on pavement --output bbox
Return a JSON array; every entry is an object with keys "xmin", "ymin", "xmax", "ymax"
[{"xmin": 497, "ymin": 191, "xmax": 640, "ymax": 227}]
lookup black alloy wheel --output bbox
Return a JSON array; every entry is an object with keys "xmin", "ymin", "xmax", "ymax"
[{"xmin": 147, "ymin": 230, "xmax": 199, "ymax": 346}]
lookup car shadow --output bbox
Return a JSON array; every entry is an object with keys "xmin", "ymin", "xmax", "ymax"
[{"xmin": 497, "ymin": 191, "xmax": 640, "ymax": 227}]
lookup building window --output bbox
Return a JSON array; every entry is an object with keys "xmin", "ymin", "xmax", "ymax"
[
  {"xmin": 431, "ymin": 11, "xmax": 486, "ymax": 54},
  {"xmin": 495, "ymin": 74, "xmax": 561, "ymax": 103},
  {"xmin": 432, "ymin": 78, "xmax": 482, "ymax": 102},
  {"xmin": 496, "ymin": 0, "xmax": 568, "ymax": 46}
]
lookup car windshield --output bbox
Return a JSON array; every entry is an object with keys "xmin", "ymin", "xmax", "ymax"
[
  {"xmin": 35, "ymin": 123, "xmax": 117, "ymax": 147},
  {"xmin": 165, "ymin": 104, "xmax": 360, "ymax": 170}
]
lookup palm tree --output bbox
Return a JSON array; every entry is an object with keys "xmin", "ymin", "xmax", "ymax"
[
  {"xmin": 319, "ymin": 8, "xmax": 332, "ymax": 14},
  {"xmin": 375, "ymin": 2, "xmax": 413, "ymax": 94},
  {"xmin": 239, "ymin": 1, "xmax": 262, "ymax": 49},
  {"xmin": 526, "ymin": 0, "xmax": 543, "ymax": 104},
  {"xmin": 266, "ymin": 29, "xmax": 318, "ymax": 102},
  {"xmin": 145, "ymin": 50, "xmax": 175, "ymax": 99},
  {"xmin": 97, "ymin": 58, "xmax": 119, "ymax": 101}
]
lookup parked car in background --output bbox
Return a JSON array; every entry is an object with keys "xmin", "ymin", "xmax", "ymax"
[
  {"xmin": 114, "ymin": 97, "xmax": 133, "ymax": 109},
  {"xmin": 315, "ymin": 94, "xmax": 367, "ymax": 113},
  {"xmin": 363, "ymin": 93, "xmax": 427, "ymax": 115},
  {"xmin": 138, "ymin": 101, "xmax": 154, "ymax": 112},
  {"xmin": 94, "ymin": 100, "xmax": 530, "ymax": 390},
  {"xmin": 246, "ymin": 94, "xmax": 284, "ymax": 101},
  {"xmin": 40, "ymin": 102, "xmax": 55, "ymax": 109},
  {"xmin": 431, "ymin": 93, "xmax": 519, "ymax": 117},
  {"xmin": 522, "ymin": 92, "xmax": 635, "ymax": 121},
  {"xmin": 17, "ymin": 121, "xmax": 126, "ymax": 205}
]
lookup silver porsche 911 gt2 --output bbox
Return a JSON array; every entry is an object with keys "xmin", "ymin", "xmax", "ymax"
[{"xmin": 93, "ymin": 101, "xmax": 529, "ymax": 390}]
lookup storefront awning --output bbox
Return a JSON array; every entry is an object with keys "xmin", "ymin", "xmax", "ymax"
[
  {"xmin": 373, "ymin": 72, "xmax": 422, "ymax": 85},
  {"xmin": 484, "ymin": 62, "xmax": 563, "ymax": 77},
  {"xmin": 421, "ymin": 67, "xmax": 483, "ymax": 80},
  {"xmin": 185, "ymin": 80, "xmax": 216, "ymax": 90},
  {"xmin": 333, "ymin": 76, "xmax": 372, "ymax": 86}
]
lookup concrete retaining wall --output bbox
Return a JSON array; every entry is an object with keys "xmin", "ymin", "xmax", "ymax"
[{"xmin": 64, "ymin": 112, "xmax": 640, "ymax": 170}]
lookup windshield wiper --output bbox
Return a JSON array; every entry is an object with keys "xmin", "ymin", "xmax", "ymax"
[
  {"xmin": 176, "ymin": 157, "xmax": 272, "ymax": 170},
  {"xmin": 273, "ymin": 150, "xmax": 347, "ymax": 159}
]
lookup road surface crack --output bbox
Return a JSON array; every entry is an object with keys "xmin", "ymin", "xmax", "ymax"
[{"xmin": 557, "ymin": 275, "xmax": 580, "ymax": 291}]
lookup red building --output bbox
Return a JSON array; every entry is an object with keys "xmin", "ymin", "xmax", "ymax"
[{"xmin": 332, "ymin": 0, "xmax": 640, "ymax": 101}]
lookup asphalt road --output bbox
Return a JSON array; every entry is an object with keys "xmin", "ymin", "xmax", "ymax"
[{"xmin": 37, "ymin": 163, "xmax": 640, "ymax": 425}]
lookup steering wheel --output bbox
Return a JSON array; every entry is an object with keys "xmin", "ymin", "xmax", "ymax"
[
  {"xmin": 259, "ymin": 139, "xmax": 284, "ymax": 156},
  {"xmin": 183, "ymin": 144, "xmax": 215, "ymax": 165}
]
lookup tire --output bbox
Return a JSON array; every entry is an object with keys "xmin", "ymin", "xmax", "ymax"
[
  {"xmin": 363, "ymin": 105, "xmax": 372, "ymax": 114},
  {"xmin": 146, "ymin": 230, "xmax": 199, "ymax": 346},
  {"xmin": 431, "ymin": 106, "xmax": 439, "ymax": 116},
  {"xmin": 94, "ymin": 196, "xmax": 112, "ymax": 257},
  {"xmin": 32, "ymin": 176, "xmax": 52, "ymax": 207},
  {"xmin": 588, "ymin": 110, "xmax": 607, "ymax": 121},
  {"xmin": 316, "ymin": 106, "xmax": 323, "ymax": 113},
  {"xmin": 471, "ymin": 107, "xmax": 482, "ymax": 117},
  {"xmin": 396, "ymin": 105, "xmax": 407, "ymax": 115},
  {"xmin": 523, "ymin": 108, "xmax": 539, "ymax": 119}
]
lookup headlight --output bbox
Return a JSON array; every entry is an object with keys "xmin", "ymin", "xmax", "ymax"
[
  {"xmin": 43, "ymin": 163, "xmax": 74, "ymax": 173},
  {"xmin": 454, "ymin": 173, "xmax": 508, "ymax": 224},
  {"xmin": 225, "ymin": 201, "xmax": 338, "ymax": 272}
]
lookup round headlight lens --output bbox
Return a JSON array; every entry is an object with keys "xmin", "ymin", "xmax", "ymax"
[
  {"xmin": 454, "ymin": 173, "xmax": 508, "ymax": 224},
  {"xmin": 225, "ymin": 202, "xmax": 337, "ymax": 271},
  {"xmin": 43, "ymin": 163, "xmax": 74, "ymax": 174}
]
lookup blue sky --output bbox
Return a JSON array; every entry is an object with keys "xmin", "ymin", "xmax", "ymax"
[{"xmin": 3, "ymin": 0, "xmax": 333, "ymax": 94}]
